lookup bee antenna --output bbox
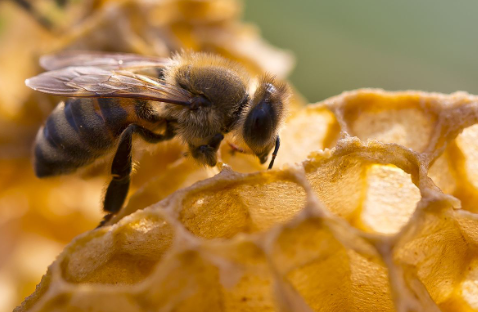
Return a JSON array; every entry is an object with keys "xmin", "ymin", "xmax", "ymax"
[{"xmin": 267, "ymin": 136, "xmax": 280, "ymax": 170}]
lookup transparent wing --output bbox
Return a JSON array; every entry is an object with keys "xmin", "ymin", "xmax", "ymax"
[
  {"xmin": 40, "ymin": 51, "xmax": 172, "ymax": 70},
  {"xmin": 26, "ymin": 66, "xmax": 192, "ymax": 106}
]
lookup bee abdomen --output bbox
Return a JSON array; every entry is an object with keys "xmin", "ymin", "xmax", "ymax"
[{"xmin": 34, "ymin": 98, "xmax": 119, "ymax": 177}]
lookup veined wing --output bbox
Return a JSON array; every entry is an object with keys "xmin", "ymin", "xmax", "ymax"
[{"xmin": 26, "ymin": 66, "xmax": 191, "ymax": 106}]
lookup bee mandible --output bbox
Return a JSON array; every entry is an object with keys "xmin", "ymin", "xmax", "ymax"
[{"xmin": 26, "ymin": 51, "xmax": 289, "ymax": 224}]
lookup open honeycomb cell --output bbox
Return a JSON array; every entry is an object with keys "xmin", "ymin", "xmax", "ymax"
[
  {"xmin": 15, "ymin": 89, "xmax": 478, "ymax": 312},
  {"xmin": 178, "ymin": 172, "xmax": 307, "ymax": 238},
  {"xmin": 339, "ymin": 92, "xmax": 440, "ymax": 153},
  {"xmin": 360, "ymin": 164, "xmax": 420, "ymax": 235}
]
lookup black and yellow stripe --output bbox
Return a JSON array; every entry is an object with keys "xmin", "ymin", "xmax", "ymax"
[{"xmin": 34, "ymin": 98, "xmax": 146, "ymax": 177}]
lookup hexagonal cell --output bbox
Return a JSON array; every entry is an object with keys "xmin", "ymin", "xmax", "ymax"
[
  {"xmin": 276, "ymin": 105, "xmax": 340, "ymax": 167},
  {"xmin": 178, "ymin": 175, "xmax": 307, "ymax": 239},
  {"xmin": 305, "ymin": 152, "xmax": 420, "ymax": 235},
  {"xmin": 361, "ymin": 164, "xmax": 421, "ymax": 235},
  {"xmin": 270, "ymin": 218, "xmax": 394, "ymax": 311},
  {"xmin": 60, "ymin": 213, "xmax": 174, "ymax": 285},
  {"xmin": 340, "ymin": 92, "xmax": 438, "ymax": 153}
]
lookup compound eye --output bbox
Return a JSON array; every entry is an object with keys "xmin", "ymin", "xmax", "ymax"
[{"xmin": 243, "ymin": 100, "xmax": 275, "ymax": 149}]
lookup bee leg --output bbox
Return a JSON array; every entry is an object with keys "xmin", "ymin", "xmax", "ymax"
[
  {"xmin": 100, "ymin": 123, "xmax": 176, "ymax": 227},
  {"xmin": 190, "ymin": 133, "xmax": 224, "ymax": 167},
  {"xmin": 97, "ymin": 213, "xmax": 114, "ymax": 228},
  {"xmin": 267, "ymin": 136, "xmax": 281, "ymax": 170}
]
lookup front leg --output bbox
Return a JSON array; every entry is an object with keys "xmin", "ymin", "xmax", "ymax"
[{"xmin": 189, "ymin": 133, "xmax": 224, "ymax": 167}]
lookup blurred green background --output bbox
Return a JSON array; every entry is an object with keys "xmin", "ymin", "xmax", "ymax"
[{"xmin": 243, "ymin": 0, "xmax": 478, "ymax": 103}]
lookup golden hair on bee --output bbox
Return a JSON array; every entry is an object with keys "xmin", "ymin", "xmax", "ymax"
[{"xmin": 165, "ymin": 51, "xmax": 251, "ymax": 88}]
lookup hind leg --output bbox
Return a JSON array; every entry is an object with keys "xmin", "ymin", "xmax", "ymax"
[{"xmin": 98, "ymin": 123, "xmax": 176, "ymax": 227}]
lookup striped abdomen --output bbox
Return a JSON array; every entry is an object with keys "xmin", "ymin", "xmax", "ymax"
[{"xmin": 34, "ymin": 98, "xmax": 150, "ymax": 177}]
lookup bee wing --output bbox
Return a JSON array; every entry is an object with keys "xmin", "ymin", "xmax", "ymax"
[
  {"xmin": 26, "ymin": 66, "xmax": 192, "ymax": 106},
  {"xmin": 40, "ymin": 51, "xmax": 172, "ymax": 70}
]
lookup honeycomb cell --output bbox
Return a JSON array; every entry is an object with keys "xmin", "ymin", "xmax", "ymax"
[
  {"xmin": 60, "ymin": 213, "xmax": 174, "ymax": 285},
  {"xmin": 272, "ymin": 218, "xmax": 353, "ymax": 311},
  {"xmin": 339, "ymin": 91, "xmax": 439, "ymax": 153},
  {"xmin": 351, "ymin": 108, "xmax": 435, "ymax": 152},
  {"xmin": 178, "ymin": 171, "xmax": 307, "ymax": 239},
  {"xmin": 271, "ymin": 217, "xmax": 394, "ymax": 311},
  {"xmin": 304, "ymin": 143, "xmax": 420, "ymax": 234},
  {"xmin": 361, "ymin": 164, "xmax": 421, "ymax": 235},
  {"xmin": 276, "ymin": 105, "xmax": 341, "ymax": 167}
]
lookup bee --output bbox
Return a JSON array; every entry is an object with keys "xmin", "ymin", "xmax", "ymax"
[{"xmin": 26, "ymin": 51, "xmax": 289, "ymax": 224}]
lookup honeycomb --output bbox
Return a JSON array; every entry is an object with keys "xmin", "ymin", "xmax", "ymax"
[{"xmin": 15, "ymin": 89, "xmax": 478, "ymax": 312}]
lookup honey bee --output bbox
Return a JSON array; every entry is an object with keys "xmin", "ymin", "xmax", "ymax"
[{"xmin": 26, "ymin": 51, "xmax": 289, "ymax": 223}]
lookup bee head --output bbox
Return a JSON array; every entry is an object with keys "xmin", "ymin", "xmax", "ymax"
[{"xmin": 242, "ymin": 74, "xmax": 289, "ymax": 163}]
